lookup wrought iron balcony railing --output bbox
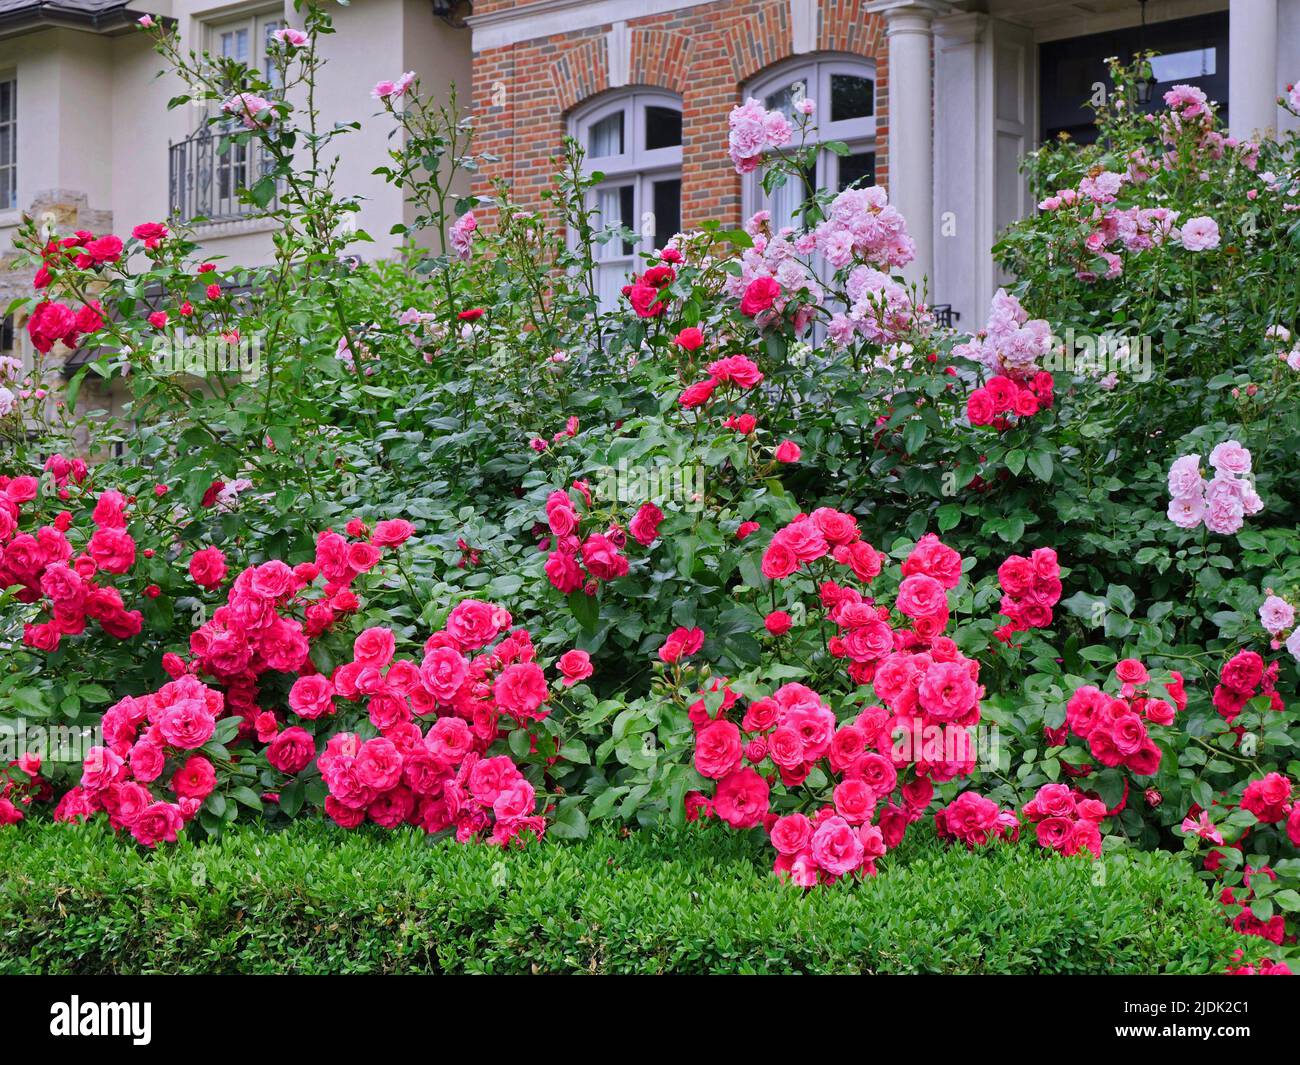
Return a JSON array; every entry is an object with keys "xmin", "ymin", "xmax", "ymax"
[{"xmin": 168, "ymin": 125, "xmax": 279, "ymax": 224}]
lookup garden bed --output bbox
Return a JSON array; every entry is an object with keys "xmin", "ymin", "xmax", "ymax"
[{"xmin": 0, "ymin": 821, "xmax": 1235, "ymax": 975}]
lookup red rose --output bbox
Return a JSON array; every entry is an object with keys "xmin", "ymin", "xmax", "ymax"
[
  {"xmin": 171, "ymin": 755, "xmax": 217, "ymax": 799},
  {"xmin": 268, "ymin": 727, "xmax": 317, "ymax": 775},
  {"xmin": 1220, "ymin": 651, "xmax": 1264, "ymax": 695},
  {"xmin": 739, "ymin": 276, "xmax": 780, "ymax": 316},
  {"xmin": 678, "ymin": 378, "xmax": 717, "ymax": 409},
  {"xmin": 629, "ymin": 503, "xmax": 664, "ymax": 546},
  {"xmin": 966, "ymin": 388, "xmax": 995, "ymax": 426},
  {"xmin": 694, "ymin": 719, "xmax": 743, "ymax": 779},
  {"xmin": 764, "ymin": 610, "xmax": 792, "ymax": 635},
  {"xmin": 658, "ymin": 625, "xmax": 704, "ymax": 664},
  {"xmin": 713, "ymin": 767, "xmax": 770, "ymax": 828},
  {"xmin": 493, "ymin": 662, "xmax": 550, "ymax": 720},
  {"xmin": 556, "ymin": 649, "xmax": 593, "ymax": 687},
  {"xmin": 769, "ymin": 812, "xmax": 813, "ymax": 855},
  {"xmin": 188, "ymin": 546, "xmax": 227, "ymax": 589},
  {"xmin": 353, "ymin": 626, "xmax": 397, "ymax": 669},
  {"xmin": 88, "ymin": 527, "xmax": 136, "ymax": 574},
  {"xmin": 774, "ymin": 439, "xmax": 801, "ymax": 463},
  {"xmin": 1115, "ymin": 657, "xmax": 1149, "ymax": 685},
  {"xmin": 674, "ymin": 327, "xmax": 704, "ymax": 351}
]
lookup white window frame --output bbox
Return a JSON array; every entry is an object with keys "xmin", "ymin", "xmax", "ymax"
[
  {"xmin": 0, "ymin": 76, "xmax": 15, "ymax": 212},
  {"xmin": 570, "ymin": 91, "xmax": 683, "ymax": 309},
  {"xmin": 209, "ymin": 9, "xmax": 288, "ymax": 91},
  {"xmin": 743, "ymin": 57, "xmax": 877, "ymax": 228},
  {"xmin": 205, "ymin": 9, "xmax": 287, "ymax": 212}
]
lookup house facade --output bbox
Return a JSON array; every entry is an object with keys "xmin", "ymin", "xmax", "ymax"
[
  {"xmin": 0, "ymin": 0, "xmax": 471, "ymax": 395},
  {"xmin": 0, "ymin": 0, "xmax": 1297, "ymax": 385},
  {"xmin": 468, "ymin": 0, "xmax": 1300, "ymax": 324}
]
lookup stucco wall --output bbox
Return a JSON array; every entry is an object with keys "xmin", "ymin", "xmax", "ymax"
[{"xmin": 0, "ymin": 0, "xmax": 473, "ymax": 289}]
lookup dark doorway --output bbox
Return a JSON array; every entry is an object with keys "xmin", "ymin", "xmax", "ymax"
[{"xmin": 1039, "ymin": 11, "xmax": 1229, "ymax": 143}]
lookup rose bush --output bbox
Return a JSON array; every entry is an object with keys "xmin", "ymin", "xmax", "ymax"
[{"xmin": 1, "ymin": 19, "xmax": 1298, "ymax": 969}]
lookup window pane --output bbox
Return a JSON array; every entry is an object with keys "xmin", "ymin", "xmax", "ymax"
[
  {"xmin": 1149, "ymin": 48, "xmax": 1215, "ymax": 82},
  {"xmin": 767, "ymin": 164, "xmax": 813, "ymax": 231},
  {"xmin": 620, "ymin": 184, "xmax": 635, "ymax": 254},
  {"xmin": 220, "ymin": 28, "xmax": 250, "ymax": 61},
  {"xmin": 837, "ymin": 150, "xmax": 875, "ymax": 191},
  {"xmin": 596, "ymin": 184, "xmax": 636, "ymax": 258},
  {"xmin": 764, "ymin": 77, "xmax": 806, "ymax": 119},
  {"xmin": 264, "ymin": 20, "xmax": 286, "ymax": 87},
  {"xmin": 652, "ymin": 178, "xmax": 681, "ymax": 251},
  {"xmin": 588, "ymin": 111, "xmax": 624, "ymax": 157},
  {"xmin": 644, "ymin": 105, "xmax": 682, "ymax": 150},
  {"xmin": 830, "ymin": 74, "xmax": 873, "ymax": 121},
  {"xmin": 0, "ymin": 82, "xmax": 10, "ymax": 122},
  {"xmin": 596, "ymin": 262, "xmax": 627, "ymax": 311}
]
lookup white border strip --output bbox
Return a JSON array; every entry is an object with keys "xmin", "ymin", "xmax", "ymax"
[{"xmin": 469, "ymin": 0, "xmax": 718, "ymax": 51}]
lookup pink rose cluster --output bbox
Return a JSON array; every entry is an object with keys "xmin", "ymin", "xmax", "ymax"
[
  {"xmin": 812, "ymin": 185, "xmax": 916, "ymax": 272},
  {"xmin": 450, "ymin": 211, "xmax": 477, "ymax": 260},
  {"xmin": 316, "ymin": 599, "xmax": 560, "ymax": 844},
  {"xmin": 953, "ymin": 289, "xmax": 1052, "ymax": 380},
  {"xmin": 727, "ymin": 98, "xmax": 792, "ymax": 174},
  {"xmin": 723, "ymin": 187, "xmax": 918, "ymax": 334},
  {"xmin": 320, "ymin": 731, "xmax": 543, "ymax": 846},
  {"xmin": 186, "ymin": 519, "xmax": 414, "ymax": 736},
  {"xmin": 965, "ymin": 370, "xmax": 1054, "ymax": 428},
  {"xmin": 686, "ymin": 680, "xmax": 914, "ymax": 886},
  {"xmin": 678, "ymin": 353, "xmax": 764, "ymax": 410},
  {"xmin": 1022, "ymin": 783, "xmax": 1108, "ymax": 859},
  {"xmin": 622, "ymin": 263, "xmax": 676, "ymax": 319},
  {"xmin": 724, "ymin": 221, "xmax": 819, "ymax": 331},
  {"xmin": 2, "ymin": 481, "xmax": 145, "ymax": 653},
  {"xmin": 827, "ymin": 265, "xmax": 928, "ymax": 348},
  {"xmin": 0, "ymin": 754, "xmax": 51, "ymax": 826},
  {"xmin": 1036, "ymin": 170, "xmax": 1180, "ymax": 281},
  {"xmin": 59, "ymin": 675, "xmax": 227, "ymax": 847},
  {"xmin": 55, "ymin": 577, "xmax": 564, "ymax": 847},
  {"xmin": 1212, "ymin": 649, "xmax": 1285, "ymax": 725},
  {"xmin": 318, "ymin": 598, "xmax": 552, "ymax": 736},
  {"xmin": 542, "ymin": 481, "xmax": 662, "ymax": 595},
  {"xmin": 1223, "ymin": 864, "xmax": 1295, "ymax": 947},
  {"xmin": 934, "ymin": 791, "xmax": 1020, "ymax": 849},
  {"xmin": 1166, "ymin": 442, "xmax": 1263, "ymax": 535},
  {"xmin": 994, "ymin": 547, "xmax": 1062, "ymax": 641},
  {"xmin": 759, "ymin": 506, "xmax": 880, "ymax": 585},
  {"xmin": 1062, "ymin": 658, "xmax": 1170, "ymax": 778},
  {"xmin": 765, "ymin": 528, "xmax": 984, "ymax": 783},
  {"xmin": 1257, "ymin": 590, "xmax": 1300, "ymax": 667}
]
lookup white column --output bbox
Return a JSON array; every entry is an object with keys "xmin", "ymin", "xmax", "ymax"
[
  {"xmin": 1229, "ymin": 0, "xmax": 1278, "ymax": 139},
  {"xmin": 932, "ymin": 12, "xmax": 985, "ymax": 324},
  {"xmin": 868, "ymin": 1, "xmax": 950, "ymax": 293}
]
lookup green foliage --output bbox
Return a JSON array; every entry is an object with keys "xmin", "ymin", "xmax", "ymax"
[{"xmin": 0, "ymin": 820, "xmax": 1235, "ymax": 974}]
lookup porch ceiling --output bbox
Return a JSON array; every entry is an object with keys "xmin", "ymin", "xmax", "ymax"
[{"xmin": 952, "ymin": 0, "xmax": 1228, "ymax": 39}]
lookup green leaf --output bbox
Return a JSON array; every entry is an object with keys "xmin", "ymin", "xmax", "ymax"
[
  {"xmin": 1027, "ymin": 451, "xmax": 1053, "ymax": 482},
  {"xmin": 229, "ymin": 787, "xmax": 264, "ymax": 811},
  {"xmin": 249, "ymin": 175, "xmax": 278, "ymax": 208},
  {"xmin": 567, "ymin": 590, "xmax": 599, "ymax": 634}
]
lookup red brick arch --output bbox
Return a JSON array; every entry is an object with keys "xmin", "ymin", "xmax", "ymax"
[
  {"xmin": 472, "ymin": 0, "xmax": 892, "ymax": 229},
  {"xmin": 550, "ymin": 36, "xmax": 611, "ymax": 113},
  {"xmin": 629, "ymin": 27, "xmax": 695, "ymax": 95}
]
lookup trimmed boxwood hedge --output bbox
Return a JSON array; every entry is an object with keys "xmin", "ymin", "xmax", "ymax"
[{"xmin": 0, "ymin": 820, "xmax": 1235, "ymax": 974}]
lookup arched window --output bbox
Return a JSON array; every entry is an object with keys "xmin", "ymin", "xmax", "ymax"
[
  {"xmin": 744, "ymin": 58, "xmax": 876, "ymax": 229},
  {"xmin": 571, "ymin": 91, "xmax": 683, "ymax": 308}
]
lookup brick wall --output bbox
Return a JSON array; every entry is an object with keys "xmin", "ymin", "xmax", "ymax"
[{"xmin": 471, "ymin": 0, "xmax": 889, "ymax": 231}]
